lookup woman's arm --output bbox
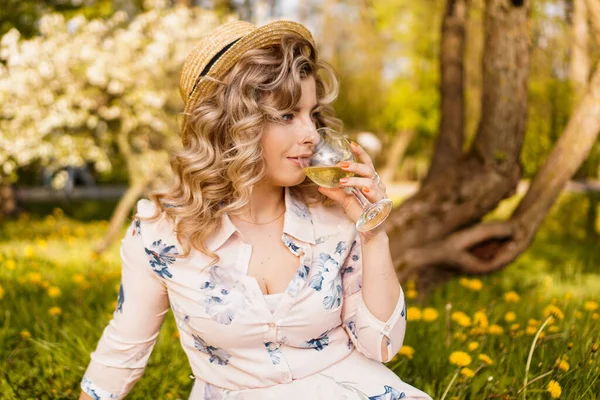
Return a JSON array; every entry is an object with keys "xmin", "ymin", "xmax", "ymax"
[
  {"xmin": 358, "ymin": 230, "xmax": 402, "ymax": 361},
  {"xmin": 79, "ymin": 215, "xmax": 170, "ymax": 399}
]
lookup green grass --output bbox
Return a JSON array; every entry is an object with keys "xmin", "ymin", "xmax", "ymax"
[{"xmin": 0, "ymin": 194, "xmax": 599, "ymax": 399}]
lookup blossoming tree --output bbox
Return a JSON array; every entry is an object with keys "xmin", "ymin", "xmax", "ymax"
[{"xmin": 0, "ymin": 5, "xmax": 226, "ymax": 248}]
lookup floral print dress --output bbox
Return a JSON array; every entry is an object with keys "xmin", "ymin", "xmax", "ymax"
[{"xmin": 80, "ymin": 186, "xmax": 433, "ymax": 400}]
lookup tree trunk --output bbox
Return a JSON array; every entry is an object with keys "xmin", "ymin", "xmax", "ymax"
[
  {"xmin": 93, "ymin": 176, "xmax": 152, "ymax": 254},
  {"xmin": 0, "ymin": 184, "xmax": 19, "ymax": 221},
  {"xmin": 424, "ymin": 0, "xmax": 469, "ymax": 184},
  {"xmin": 389, "ymin": 0, "xmax": 600, "ymax": 294},
  {"xmin": 387, "ymin": 0, "xmax": 530, "ymax": 291},
  {"xmin": 380, "ymin": 130, "xmax": 415, "ymax": 183},
  {"xmin": 572, "ymin": 0, "xmax": 590, "ymax": 100}
]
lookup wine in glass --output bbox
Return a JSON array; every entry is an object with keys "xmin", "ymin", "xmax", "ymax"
[{"xmin": 302, "ymin": 127, "xmax": 393, "ymax": 232}]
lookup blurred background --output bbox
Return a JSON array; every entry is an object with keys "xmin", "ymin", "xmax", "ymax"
[{"xmin": 0, "ymin": 0, "xmax": 599, "ymax": 398}]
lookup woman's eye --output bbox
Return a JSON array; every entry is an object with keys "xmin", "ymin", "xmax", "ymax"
[{"xmin": 282, "ymin": 114, "xmax": 294, "ymax": 121}]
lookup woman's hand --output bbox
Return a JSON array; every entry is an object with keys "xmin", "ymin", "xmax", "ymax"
[{"xmin": 317, "ymin": 141, "xmax": 389, "ymax": 238}]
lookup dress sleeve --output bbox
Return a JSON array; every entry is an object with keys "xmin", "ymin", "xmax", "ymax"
[
  {"xmin": 340, "ymin": 231, "xmax": 407, "ymax": 363},
  {"xmin": 80, "ymin": 217, "xmax": 170, "ymax": 399}
]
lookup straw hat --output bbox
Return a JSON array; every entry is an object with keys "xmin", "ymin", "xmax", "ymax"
[{"xmin": 178, "ymin": 19, "xmax": 316, "ymax": 146}]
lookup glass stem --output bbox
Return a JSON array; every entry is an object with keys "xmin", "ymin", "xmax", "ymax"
[{"xmin": 347, "ymin": 187, "xmax": 372, "ymax": 209}]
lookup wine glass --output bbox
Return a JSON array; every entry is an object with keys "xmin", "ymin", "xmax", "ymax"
[{"xmin": 301, "ymin": 127, "xmax": 393, "ymax": 232}]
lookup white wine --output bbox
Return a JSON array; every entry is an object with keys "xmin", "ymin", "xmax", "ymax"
[{"xmin": 303, "ymin": 166, "xmax": 354, "ymax": 188}]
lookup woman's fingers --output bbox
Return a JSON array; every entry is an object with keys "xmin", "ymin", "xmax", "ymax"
[
  {"xmin": 349, "ymin": 141, "xmax": 375, "ymax": 170},
  {"xmin": 338, "ymin": 177, "xmax": 385, "ymax": 202}
]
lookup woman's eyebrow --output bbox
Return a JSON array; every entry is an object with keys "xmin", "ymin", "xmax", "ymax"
[{"xmin": 292, "ymin": 104, "xmax": 320, "ymax": 112}]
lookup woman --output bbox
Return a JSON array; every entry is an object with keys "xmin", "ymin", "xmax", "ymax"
[{"xmin": 79, "ymin": 19, "xmax": 432, "ymax": 400}]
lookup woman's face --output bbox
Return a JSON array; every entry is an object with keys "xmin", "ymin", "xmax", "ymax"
[{"xmin": 260, "ymin": 75, "xmax": 321, "ymax": 187}]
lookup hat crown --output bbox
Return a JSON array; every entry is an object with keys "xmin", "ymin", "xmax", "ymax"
[{"xmin": 179, "ymin": 20, "xmax": 256, "ymax": 104}]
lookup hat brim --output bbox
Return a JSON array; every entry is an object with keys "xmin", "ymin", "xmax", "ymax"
[{"xmin": 180, "ymin": 20, "xmax": 316, "ymax": 146}]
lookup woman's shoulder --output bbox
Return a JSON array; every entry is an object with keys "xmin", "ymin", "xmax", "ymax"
[{"xmin": 133, "ymin": 198, "xmax": 178, "ymax": 237}]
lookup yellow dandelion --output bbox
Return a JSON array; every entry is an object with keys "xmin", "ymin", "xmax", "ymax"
[
  {"xmin": 525, "ymin": 326, "xmax": 538, "ymax": 336},
  {"xmin": 24, "ymin": 245, "xmax": 34, "ymax": 258},
  {"xmin": 6, "ymin": 259, "xmax": 16, "ymax": 270},
  {"xmin": 72, "ymin": 274, "xmax": 86, "ymax": 284},
  {"xmin": 549, "ymin": 326, "xmax": 560, "ymax": 333},
  {"xmin": 488, "ymin": 324, "xmax": 504, "ymax": 335},
  {"xmin": 407, "ymin": 307, "xmax": 422, "ymax": 321},
  {"xmin": 460, "ymin": 367, "xmax": 475, "ymax": 378},
  {"xmin": 504, "ymin": 311, "xmax": 516, "ymax": 323},
  {"xmin": 0, "ymin": 284, "xmax": 4, "ymax": 300},
  {"xmin": 406, "ymin": 289, "xmax": 418, "ymax": 299},
  {"xmin": 453, "ymin": 332, "xmax": 467, "ymax": 342},
  {"xmin": 503, "ymin": 291, "xmax": 520, "ymax": 303},
  {"xmin": 473, "ymin": 310, "xmax": 489, "ymax": 328},
  {"xmin": 591, "ymin": 343, "xmax": 599, "ymax": 353},
  {"xmin": 48, "ymin": 306, "xmax": 62, "ymax": 316},
  {"xmin": 41, "ymin": 281, "xmax": 50, "ymax": 289},
  {"xmin": 593, "ymin": 313, "xmax": 599, "ymax": 320},
  {"xmin": 451, "ymin": 311, "xmax": 472, "ymax": 327},
  {"xmin": 584, "ymin": 301, "xmax": 598, "ymax": 311},
  {"xmin": 469, "ymin": 279, "xmax": 482, "ymax": 291},
  {"xmin": 27, "ymin": 272, "xmax": 42, "ymax": 284},
  {"xmin": 575, "ymin": 311, "xmax": 583, "ymax": 319},
  {"xmin": 469, "ymin": 327, "xmax": 487, "ymax": 336},
  {"xmin": 547, "ymin": 380, "xmax": 561, "ymax": 398},
  {"xmin": 405, "ymin": 280, "xmax": 416, "ymax": 290},
  {"xmin": 543, "ymin": 304, "xmax": 565, "ymax": 320},
  {"xmin": 422, "ymin": 308, "xmax": 439, "ymax": 322},
  {"xmin": 468, "ymin": 342, "xmax": 479, "ymax": 352},
  {"xmin": 478, "ymin": 354, "xmax": 493, "ymax": 365},
  {"xmin": 398, "ymin": 345, "xmax": 415, "ymax": 359},
  {"xmin": 510, "ymin": 323, "xmax": 520, "ymax": 331},
  {"xmin": 459, "ymin": 278, "xmax": 483, "ymax": 291},
  {"xmin": 47, "ymin": 287, "xmax": 61, "ymax": 298},
  {"xmin": 20, "ymin": 330, "xmax": 31, "ymax": 339},
  {"xmin": 527, "ymin": 318, "xmax": 540, "ymax": 327},
  {"xmin": 173, "ymin": 330, "xmax": 180, "ymax": 339},
  {"xmin": 449, "ymin": 351, "xmax": 472, "ymax": 367},
  {"xmin": 35, "ymin": 238, "xmax": 48, "ymax": 249},
  {"xmin": 556, "ymin": 359, "xmax": 569, "ymax": 372}
]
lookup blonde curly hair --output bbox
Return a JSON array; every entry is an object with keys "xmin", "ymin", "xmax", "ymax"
[{"xmin": 136, "ymin": 32, "xmax": 342, "ymax": 265}]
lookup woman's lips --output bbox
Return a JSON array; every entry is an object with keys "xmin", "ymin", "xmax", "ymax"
[{"xmin": 287, "ymin": 157, "xmax": 309, "ymax": 167}]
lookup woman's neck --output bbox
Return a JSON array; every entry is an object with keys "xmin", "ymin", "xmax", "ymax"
[{"xmin": 235, "ymin": 183, "xmax": 285, "ymax": 223}]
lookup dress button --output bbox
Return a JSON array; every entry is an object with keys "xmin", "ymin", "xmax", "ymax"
[{"xmin": 268, "ymin": 322, "xmax": 276, "ymax": 329}]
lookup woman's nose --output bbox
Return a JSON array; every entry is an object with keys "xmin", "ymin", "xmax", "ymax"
[{"xmin": 298, "ymin": 128, "xmax": 320, "ymax": 146}]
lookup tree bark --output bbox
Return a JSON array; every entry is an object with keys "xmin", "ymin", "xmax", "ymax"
[{"xmin": 424, "ymin": 0, "xmax": 469, "ymax": 184}]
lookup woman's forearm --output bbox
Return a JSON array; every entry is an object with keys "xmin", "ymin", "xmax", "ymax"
[{"xmin": 359, "ymin": 230, "xmax": 401, "ymax": 326}]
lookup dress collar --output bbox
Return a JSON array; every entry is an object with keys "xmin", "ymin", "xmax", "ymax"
[{"xmin": 205, "ymin": 186, "xmax": 316, "ymax": 252}]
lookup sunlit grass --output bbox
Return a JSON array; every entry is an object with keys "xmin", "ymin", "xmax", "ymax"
[{"xmin": 1, "ymin": 192, "xmax": 599, "ymax": 398}]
